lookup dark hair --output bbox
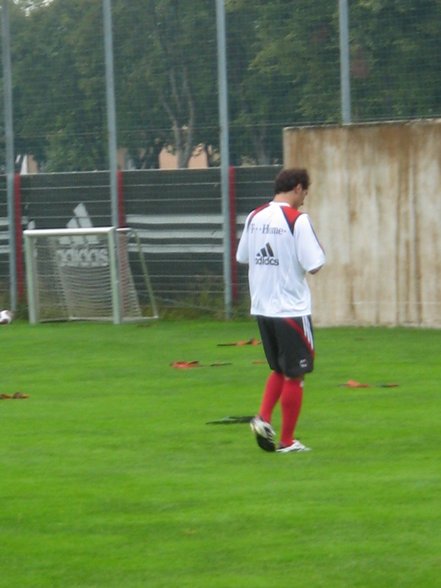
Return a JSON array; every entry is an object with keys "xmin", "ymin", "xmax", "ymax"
[{"xmin": 274, "ymin": 168, "xmax": 310, "ymax": 194}]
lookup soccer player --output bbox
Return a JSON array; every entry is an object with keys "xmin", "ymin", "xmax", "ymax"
[{"xmin": 236, "ymin": 168, "xmax": 326, "ymax": 453}]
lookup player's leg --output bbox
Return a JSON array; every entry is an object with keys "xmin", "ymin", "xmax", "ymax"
[
  {"xmin": 275, "ymin": 316, "xmax": 315, "ymax": 452},
  {"xmin": 249, "ymin": 317, "xmax": 282, "ymax": 452},
  {"xmin": 258, "ymin": 371, "xmax": 284, "ymax": 422},
  {"xmin": 256, "ymin": 315, "xmax": 284, "ymax": 422},
  {"xmin": 279, "ymin": 376, "xmax": 305, "ymax": 448}
]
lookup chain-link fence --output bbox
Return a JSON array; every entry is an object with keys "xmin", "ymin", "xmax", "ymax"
[
  {"xmin": 1, "ymin": 0, "xmax": 441, "ymax": 316},
  {"xmin": 3, "ymin": 1, "xmax": 441, "ymax": 172}
]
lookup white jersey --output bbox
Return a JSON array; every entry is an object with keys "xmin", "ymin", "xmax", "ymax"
[{"xmin": 236, "ymin": 201, "xmax": 325, "ymax": 317}]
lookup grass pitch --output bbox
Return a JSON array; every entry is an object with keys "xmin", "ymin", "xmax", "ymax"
[{"xmin": 1, "ymin": 320, "xmax": 441, "ymax": 587}]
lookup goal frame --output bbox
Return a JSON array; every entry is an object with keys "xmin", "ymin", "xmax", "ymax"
[{"xmin": 23, "ymin": 226, "xmax": 158, "ymax": 324}]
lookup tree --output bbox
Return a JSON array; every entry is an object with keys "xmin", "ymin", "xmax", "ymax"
[
  {"xmin": 9, "ymin": 0, "xmax": 220, "ymax": 170},
  {"xmin": 225, "ymin": 0, "xmax": 340, "ymax": 165},
  {"xmin": 113, "ymin": 0, "xmax": 218, "ymax": 169},
  {"xmin": 349, "ymin": 0, "xmax": 441, "ymax": 121},
  {"xmin": 6, "ymin": 0, "xmax": 441, "ymax": 172},
  {"xmin": 11, "ymin": 0, "xmax": 107, "ymax": 171}
]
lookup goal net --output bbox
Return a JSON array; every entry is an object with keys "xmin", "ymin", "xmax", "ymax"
[{"xmin": 23, "ymin": 227, "xmax": 158, "ymax": 324}]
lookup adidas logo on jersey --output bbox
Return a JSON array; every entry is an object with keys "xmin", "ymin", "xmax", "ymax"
[{"xmin": 255, "ymin": 243, "xmax": 279, "ymax": 266}]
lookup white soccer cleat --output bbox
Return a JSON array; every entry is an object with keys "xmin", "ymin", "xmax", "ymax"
[
  {"xmin": 276, "ymin": 439, "xmax": 311, "ymax": 453},
  {"xmin": 250, "ymin": 416, "xmax": 276, "ymax": 452}
]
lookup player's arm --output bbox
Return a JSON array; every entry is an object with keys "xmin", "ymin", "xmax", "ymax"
[
  {"xmin": 295, "ymin": 214, "xmax": 326, "ymax": 273},
  {"xmin": 236, "ymin": 233, "xmax": 249, "ymax": 264},
  {"xmin": 236, "ymin": 215, "xmax": 251, "ymax": 264}
]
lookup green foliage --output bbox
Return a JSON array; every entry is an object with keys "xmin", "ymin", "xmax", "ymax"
[
  {"xmin": 10, "ymin": 0, "xmax": 107, "ymax": 170},
  {"xmin": 6, "ymin": 0, "xmax": 441, "ymax": 170},
  {"xmin": 1, "ymin": 321, "xmax": 441, "ymax": 587},
  {"xmin": 113, "ymin": 0, "xmax": 218, "ymax": 169}
]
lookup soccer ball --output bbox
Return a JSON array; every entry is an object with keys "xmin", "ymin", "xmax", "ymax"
[{"xmin": 0, "ymin": 310, "xmax": 12, "ymax": 325}]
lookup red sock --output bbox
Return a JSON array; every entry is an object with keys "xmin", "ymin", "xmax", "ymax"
[
  {"xmin": 259, "ymin": 371, "xmax": 284, "ymax": 423},
  {"xmin": 280, "ymin": 379, "xmax": 304, "ymax": 447}
]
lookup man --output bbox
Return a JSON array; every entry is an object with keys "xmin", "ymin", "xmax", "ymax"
[{"xmin": 236, "ymin": 168, "xmax": 325, "ymax": 453}]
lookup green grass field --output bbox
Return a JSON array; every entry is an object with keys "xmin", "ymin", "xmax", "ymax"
[{"xmin": 1, "ymin": 319, "xmax": 441, "ymax": 588}]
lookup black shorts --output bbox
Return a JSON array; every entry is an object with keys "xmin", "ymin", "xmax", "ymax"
[{"xmin": 256, "ymin": 315, "xmax": 315, "ymax": 378}]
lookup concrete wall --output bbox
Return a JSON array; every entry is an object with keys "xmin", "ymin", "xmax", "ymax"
[{"xmin": 284, "ymin": 120, "xmax": 441, "ymax": 327}]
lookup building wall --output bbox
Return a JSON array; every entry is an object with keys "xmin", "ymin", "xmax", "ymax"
[{"xmin": 284, "ymin": 120, "xmax": 441, "ymax": 327}]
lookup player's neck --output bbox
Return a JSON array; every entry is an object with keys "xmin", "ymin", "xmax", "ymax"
[{"xmin": 273, "ymin": 192, "xmax": 298, "ymax": 209}]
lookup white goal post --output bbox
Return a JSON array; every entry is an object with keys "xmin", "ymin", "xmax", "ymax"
[{"xmin": 23, "ymin": 226, "xmax": 158, "ymax": 324}]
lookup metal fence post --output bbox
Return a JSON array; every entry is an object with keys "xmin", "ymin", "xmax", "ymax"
[
  {"xmin": 216, "ymin": 0, "xmax": 232, "ymax": 319},
  {"xmin": 2, "ymin": 0, "xmax": 17, "ymax": 311},
  {"xmin": 103, "ymin": 0, "xmax": 122, "ymax": 323},
  {"xmin": 339, "ymin": 0, "xmax": 352, "ymax": 124}
]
